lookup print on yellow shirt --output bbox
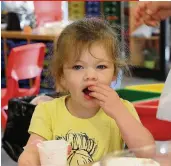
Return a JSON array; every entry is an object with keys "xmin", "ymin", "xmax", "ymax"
[{"xmin": 56, "ymin": 131, "xmax": 98, "ymax": 165}]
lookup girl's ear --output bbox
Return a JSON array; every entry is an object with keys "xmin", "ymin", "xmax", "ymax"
[
  {"xmin": 112, "ymin": 76, "xmax": 116, "ymax": 81},
  {"xmin": 61, "ymin": 76, "xmax": 69, "ymax": 91},
  {"xmin": 56, "ymin": 76, "xmax": 68, "ymax": 93}
]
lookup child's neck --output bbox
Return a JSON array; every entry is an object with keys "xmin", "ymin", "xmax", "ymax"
[{"xmin": 66, "ymin": 96, "xmax": 100, "ymax": 119}]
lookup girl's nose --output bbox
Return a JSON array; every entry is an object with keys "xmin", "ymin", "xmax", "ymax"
[{"xmin": 83, "ymin": 68, "xmax": 98, "ymax": 81}]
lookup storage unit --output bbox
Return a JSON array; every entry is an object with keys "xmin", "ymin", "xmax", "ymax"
[{"xmin": 134, "ymin": 99, "xmax": 171, "ymax": 140}]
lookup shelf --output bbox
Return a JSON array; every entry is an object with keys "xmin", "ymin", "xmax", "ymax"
[
  {"xmin": 131, "ymin": 36, "xmax": 159, "ymax": 40},
  {"xmin": 1, "ymin": 31, "xmax": 57, "ymax": 41},
  {"xmin": 130, "ymin": 66, "xmax": 166, "ymax": 81}
]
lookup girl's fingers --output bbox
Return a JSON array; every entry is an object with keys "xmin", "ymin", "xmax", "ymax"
[
  {"xmin": 89, "ymin": 92, "xmax": 106, "ymax": 102},
  {"xmin": 96, "ymin": 83, "xmax": 112, "ymax": 92},
  {"xmin": 93, "ymin": 98, "xmax": 103, "ymax": 106},
  {"xmin": 88, "ymin": 86, "xmax": 108, "ymax": 97},
  {"xmin": 68, "ymin": 145, "xmax": 72, "ymax": 155}
]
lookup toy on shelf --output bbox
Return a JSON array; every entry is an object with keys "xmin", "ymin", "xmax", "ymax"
[
  {"xmin": 85, "ymin": 1, "xmax": 101, "ymax": 18},
  {"xmin": 68, "ymin": 2, "xmax": 85, "ymax": 20},
  {"xmin": 102, "ymin": 2, "xmax": 121, "ymax": 25}
]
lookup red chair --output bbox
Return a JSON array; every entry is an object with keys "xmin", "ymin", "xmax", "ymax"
[
  {"xmin": 1, "ymin": 43, "xmax": 46, "ymax": 129},
  {"xmin": 33, "ymin": 1, "xmax": 62, "ymax": 26},
  {"xmin": 134, "ymin": 99, "xmax": 171, "ymax": 141}
]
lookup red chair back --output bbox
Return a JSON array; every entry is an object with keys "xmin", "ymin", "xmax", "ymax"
[
  {"xmin": 2, "ymin": 43, "xmax": 45, "ymax": 106},
  {"xmin": 7, "ymin": 43, "xmax": 45, "ymax": 94},
  {"xmin": 7, "ymin": 43, "xmax": 45, "ymax": 80}
]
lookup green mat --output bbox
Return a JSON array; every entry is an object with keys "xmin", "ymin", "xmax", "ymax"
[{"xmin": 116, "ymin": 89, "xmax": 161, "ymax": 102}]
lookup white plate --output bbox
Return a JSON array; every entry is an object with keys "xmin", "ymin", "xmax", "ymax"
[{"xmin": 92, "ymin": 158, "xmax": 160, "ymax": 166}]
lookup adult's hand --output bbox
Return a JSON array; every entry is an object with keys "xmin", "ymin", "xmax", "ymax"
[{"xmin": 134, "ymin": 2, "xmax": 171, "ymax": 27}]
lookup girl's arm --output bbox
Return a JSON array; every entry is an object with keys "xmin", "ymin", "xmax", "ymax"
[
  {"xmin": 114, "ymin": 107, "xmax": 155, "ymax": 158},
  {"xmin": 89, "ymin": 83, "xmax": 155, "ymax": 157},
  {"xmin": 18, "ymin": 134, "xmax": 46, "ymax": 166}
]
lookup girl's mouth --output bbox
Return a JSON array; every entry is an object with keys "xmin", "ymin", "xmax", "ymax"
[
  {"xmin": 82, "ymin": 87, "xmax": 94, "ymax": 100},
  {"xmin": 82, "ymin": 87, "xmax": 92, "ymax": 96}
]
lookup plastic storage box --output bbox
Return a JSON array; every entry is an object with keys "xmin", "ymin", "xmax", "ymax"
[
  {"xmin": 68, "ymin": 2, "xmax": 85, "ymax": 20},
  {"xmin": 85, "ymin": 1, "xmax": 101, "ymax": 17},
  {"xmin": 134, "ymin": 99, "xmax": 171, "ymax": 140},
  {"xmin": 116, "ymin": 89, "xmax": 161, "ymax": 102},
  {"xmin": 125, "ymin": 83, "xmax": 164, "ymax": 93},
  {"xmin": 102, "ymin": 1, "xmax": 121, "ymax": 25}
]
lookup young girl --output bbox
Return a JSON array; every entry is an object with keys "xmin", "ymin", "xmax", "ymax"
[{"xmin": 18, "ymin": 18, "xmax": 155, "ymax": 166}]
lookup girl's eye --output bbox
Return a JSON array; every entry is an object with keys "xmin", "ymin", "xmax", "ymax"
[
  {"xmin": 72, "ymin": 65, "xmax": 83, "ymax": 70},
  {"xmin": 97, "ymin": 65, "xmax": 107, "ymax": 69}
]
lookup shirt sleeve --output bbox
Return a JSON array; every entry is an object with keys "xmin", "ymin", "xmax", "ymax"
[{"xmin": 28, "ymin": 102, "xmax": 52, "ymax": 140}]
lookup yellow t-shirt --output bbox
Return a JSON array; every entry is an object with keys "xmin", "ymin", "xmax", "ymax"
[{"xmin": 29, "ymin": 95, "xmax": 140, "ymax": 166}]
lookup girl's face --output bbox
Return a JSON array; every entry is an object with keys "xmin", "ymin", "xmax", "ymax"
[{"xmin": 63, "ymin": 43, "xmax": 115, "ymax": 109}]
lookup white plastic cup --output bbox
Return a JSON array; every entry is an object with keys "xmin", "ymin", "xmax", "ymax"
[{"xmin": 37, "ymin": 140, "xmax": 68, "ymax": 166}]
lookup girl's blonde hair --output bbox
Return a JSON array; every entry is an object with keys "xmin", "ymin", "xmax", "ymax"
[{"xmin": 51, "ymin": 17, "xmax": 129, "ymax": 92}]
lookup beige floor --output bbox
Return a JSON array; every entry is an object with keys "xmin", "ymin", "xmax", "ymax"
[{"xmin": 1, "ymin": 76, "xmax": 163, "ymax": 166}]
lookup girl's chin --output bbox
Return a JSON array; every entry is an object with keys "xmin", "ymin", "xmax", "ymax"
[
  {"xmin": 72, "ymin": 93, "xmax": 99, "ymax": 108},
  {"xmin": 83, "ymin": 93, "xmax": 94, "ymax": 100},
  {"xmin": 84, "ymin": 100, "xmax": 100, "ymax": 109}
]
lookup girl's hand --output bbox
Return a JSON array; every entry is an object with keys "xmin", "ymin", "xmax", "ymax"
[
  {"xmin": 89, "ymin": 83, "xmax": 127, "ymax": 119},
  {"xmin": 18, "ymin": 143, "xmax": 72, "ymax": 166},
  {"xmin": 18, "ymin": 136, "xmax": 43, "ymax": 166},
  {"xmin": 18, "ymin": 146, "xmax": 41, "ymax": 166}
]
